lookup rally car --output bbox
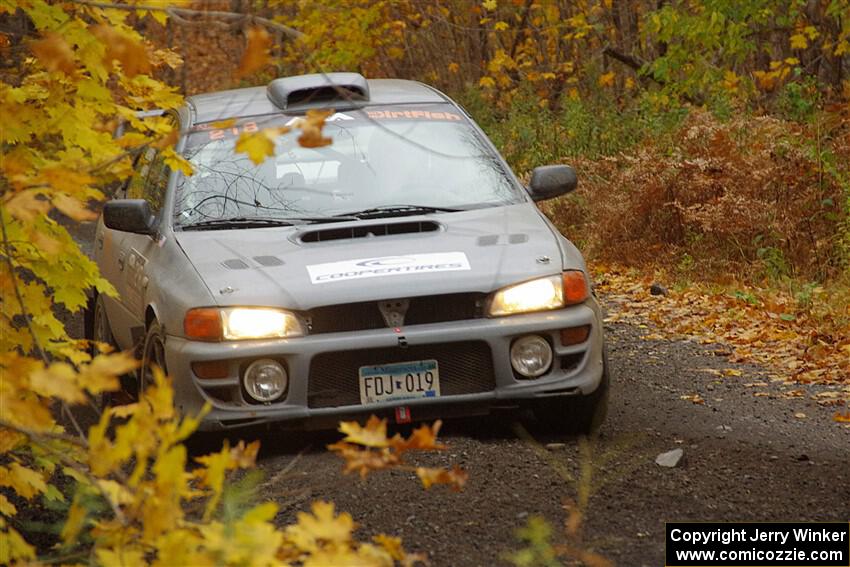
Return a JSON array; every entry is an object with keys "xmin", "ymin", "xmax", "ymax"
[{"xmin": 89, "ymin": 72, "xmax": 609, "ymax": 433}]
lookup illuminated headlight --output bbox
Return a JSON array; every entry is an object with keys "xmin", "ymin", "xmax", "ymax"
[
  {"xmin": 488, "ymin": 275, "xmax": 564, "ymax": 317},
  {"xmin": 184, "ymin": 307, "xmax": 305, "ymax": 341},
  {"xmin": 222, "ymin": 308, "xmax": 304, "ymax": 340},
  {"xmin": 243, "ymin": 359, "xmax": 287, "ymax": 402},
  {"xmin": 510, "ymin": 335, "xmax": 553, "ymax": 378}
]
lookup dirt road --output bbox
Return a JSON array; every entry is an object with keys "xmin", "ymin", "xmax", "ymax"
[
  {"xmin": 251, "ymin": 320, "xmax": 849, "ymax": 566},
  {"xmin": 66, "ymin": 221, "xmax": 848, "ymax": 565}
]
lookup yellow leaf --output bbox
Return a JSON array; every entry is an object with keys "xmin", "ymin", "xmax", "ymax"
[
  {"xmin": 286, "ymin": 501, "xmax": 355, "ymax": 552},
  {"xmin": 833, "ymin": 411, "xmax": 850, "ymax": 423},
  {"xmin": 390, "ymin": 420, "xmax": 445, "ymax": 453},
  {"xmin": 162, "ymin": 147, "xmax": 193, "ymax": 176},
  {"xmin": 96, "ymin": 479, "xmax": 133, "ymax": 505},
  {"xmin": 494, "ymin": 21, "xmax": 509, "ymax": 31},
  {"xmin": 790, "ymin": 33, "xmax": 808, "ymax": 50},
  {"xmin": 229, "ymin": 440, "xmax": 260, "ymax": 468},
  {"xmin": 0, "ymin": 525, "xmax": 36, "ymax": 563},
  {"xmin": 60, "ymin": 496, "xmax": 86, "ymax": 545},
  {"xmin": 722, "ymin": 368, "xmax": 743, "ymax": 377},
  {"xmin": 598, "ymin": 71, "xmax": 615, "ymax": 88},
  {"xmin": 96, "ymin": 547, "xmax": 145, "ymax": 567},
  {"xmin": 235, "ymin": 129, "xmax": 276, "ymax": 165},
  {"xmin": 482, "ymin": 0, "xmax": 497, "ymax": 11},
  {"xmin": 53, "ymin": 193, "xmax": 97, "ymax": 222},
  {"xmin": 448, "ymin": 62, "xmax": 460, "ymax": 74},
  {"xmin": 479, "ymin": 76, "xmax": 496, "ymax": 88},
  {"xmin": 0, "ymin": 463, "xmax": 48, "ymax": 499},
  {"xmin": 296, "ymin": 109, "xmax": 333, "ymax": 149},
  {"xmin": 31, "ymin": 32, "xmax": 76, "ymax": 75},
  {"xmin": 0, "ymin": 494, "xmax": 17, "ymax": 516},
  {"xmin": 415, "ymin": 465, "xmax": 468, "ymax": 491},
  {"xmin": 29, "ymin": 362, "xmax": 87, "ymax": 403},
  {"xmin": 4, "ymin": 191, "xmax": 50, "ymax": 221},
  {"xmin": 42, "ymin": 167, "xmax": 94, "ymax": 195},
  {"xmin": 338, "ymin": 415, "xmax": 389, "ymax": 448},
  {"xmin": 374, "ymin": 534, "xmax": 405, "ymax": 561},
  {"xmin": 328, "ymin": 441, "xmax": 399, "ymax": 478},
  {"xmin": 92, "ymin": 25, "xmax": 151, "ymax": 78},
  {"xmin": 236, "ymin": 26, "xmax": 272, "ymax": 78},
  {"xmin": 78, "ymin": 352, "xmax": 137, "ymax": 395}
]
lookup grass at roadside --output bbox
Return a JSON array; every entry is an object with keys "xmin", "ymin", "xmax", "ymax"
[{"xmin": 462, "ymin": 89, "xmax": 849, "ymax": 394}]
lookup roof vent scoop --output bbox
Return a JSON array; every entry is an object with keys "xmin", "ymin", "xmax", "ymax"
[{"xmin": 267, "ymin": 72, "xmax": 369, "ymax": 110}]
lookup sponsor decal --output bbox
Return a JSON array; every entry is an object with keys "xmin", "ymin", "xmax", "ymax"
[
  {"xmin": 307, "ymin": 252, "xmax": 470, "ymax": 284},
  {"xmin": 366, "ymin": 109, "xmax": 462, "ymax": 121}
]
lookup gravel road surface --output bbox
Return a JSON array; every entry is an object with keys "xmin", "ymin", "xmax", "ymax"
[{"xmin": 66, "ymin": 221, "xmax": 849, "ymax": 566}]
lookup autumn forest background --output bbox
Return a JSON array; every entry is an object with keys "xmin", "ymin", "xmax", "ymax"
[{"xmin": 1, "ymin": 0, "xmax": 849, "ymax": 565}]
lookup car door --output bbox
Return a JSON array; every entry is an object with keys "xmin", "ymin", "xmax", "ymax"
[
  {"xmin": 96, "ymin": 143, "xmax": 155, "ymax": 350},
  {"xmin": 98, "ymin": 143, "xmax": 170, "ymax": 351},
  {"xmin": 119, "ymin": 147, "xmax": 170, "ymax": 345}
]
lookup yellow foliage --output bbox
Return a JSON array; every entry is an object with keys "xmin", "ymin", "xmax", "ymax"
[
  {"xmin": 2, "ymin": 3, "xmax": 468, "ymax": 565},
  {"xmin": 790, "ymin": 33, "xmax": 808, "ymax": 49},
  {"xmin": 31, "ymin": 31, "xmax": 76, "ymax": 75},
  {"xmin": 339, "ymin": 414, "xmax": 390, "ymax": 447}
]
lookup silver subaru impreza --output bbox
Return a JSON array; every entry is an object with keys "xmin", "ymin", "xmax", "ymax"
[{"xmin": 89, "ymin": 72, "xmax": 609, "ymax": 433}]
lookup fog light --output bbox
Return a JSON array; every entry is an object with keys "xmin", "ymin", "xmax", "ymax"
[
  {"xmin": 243, "ymin": 359, "xmax": 287, "ymax": 403},
  {"xmin": 510, "ymin": 335, "xmax": 553, "ymax": 378}
]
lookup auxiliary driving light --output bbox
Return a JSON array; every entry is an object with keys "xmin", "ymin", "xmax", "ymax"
[
  {"xmin": 243, "ymin": 359, "xmax": 287, "ymax": 403},
  {"xmin": 510, "ymin": 335, "xmax": 553, "ymax": 378}
]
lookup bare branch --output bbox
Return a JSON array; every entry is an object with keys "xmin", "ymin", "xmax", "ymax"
[{"xmin": 69, "ymin": 0, "xmax": 304, "ymax": 40}]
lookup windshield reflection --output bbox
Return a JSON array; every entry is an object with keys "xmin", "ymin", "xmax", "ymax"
[{"xmin": 174, "ymin": 104, "xmax": 522, "ymax": 226}]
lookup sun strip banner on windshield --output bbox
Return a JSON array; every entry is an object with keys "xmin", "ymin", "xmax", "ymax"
[{"xmin": 191, "ymin": 107, "xmax": 467, "ymax": 143}]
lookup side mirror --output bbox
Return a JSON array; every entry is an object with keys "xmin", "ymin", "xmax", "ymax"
[
  {"xmin": 103, "ymin": 200, "xmax": 155, "ymax": 235},
  {"xmin": 528, "ymin": 165, "xmax": 578, "ymax": 202}
]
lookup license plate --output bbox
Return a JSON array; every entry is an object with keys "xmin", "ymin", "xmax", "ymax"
[{"xmin": 359, "ymin": 359, "xmax": 440, "ymax": 405}]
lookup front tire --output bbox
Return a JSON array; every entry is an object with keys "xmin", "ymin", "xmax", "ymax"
[
  {"xmin": 532, "ymin": 349, "xmax": 610, "ymax": 436},
  {"xmin": 140, "ymin": 320, "xmax": 168, "ymax": 396}
]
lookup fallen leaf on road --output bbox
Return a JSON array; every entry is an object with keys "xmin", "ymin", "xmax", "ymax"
[
  {"xmin": 793, "ymin": 412, "xmax": 806, "ymax": 419},
  {"xmin": 680, "ymin": 393, "xmax": 705, "ymax": 405}
]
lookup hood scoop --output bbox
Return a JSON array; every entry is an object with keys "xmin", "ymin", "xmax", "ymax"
[{"xmin": 298, "ymin": 220, "xmax": 440, "ymax": 243}]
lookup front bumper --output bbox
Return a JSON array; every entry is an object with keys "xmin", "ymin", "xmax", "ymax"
[{"xmin": 165, "ymin": 300, "xmax": 606, "ymax": 431}]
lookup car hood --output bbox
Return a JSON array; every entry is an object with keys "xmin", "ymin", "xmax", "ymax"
[{"xmin": 174, "ymin": 203, "xmax": 571, "ymax": 309}]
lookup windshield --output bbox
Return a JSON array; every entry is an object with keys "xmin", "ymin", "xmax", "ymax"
[{"xmin": 174, "ymin": 104, "xmax": 523, "ymax": 226}]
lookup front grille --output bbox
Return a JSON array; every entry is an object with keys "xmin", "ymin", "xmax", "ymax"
[
  {"xmin": 307, "ymin": 293, "xmax": 485, "ymax": 334},
  {"xmin": 308, "ymin": 341, "xmax": 495, "ymax": 408}
]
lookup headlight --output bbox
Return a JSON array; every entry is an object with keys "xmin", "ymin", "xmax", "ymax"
[
  {"xmin": 184, "ymin": 307, "xmax": 305, "ymax": 341},
  {"xmin": 488, "ymin": 275, "xmax": 564, "ymax": 316},
  {"xmin": 487, "ymin": 271, "xmax": 588, "ymax": 317}
]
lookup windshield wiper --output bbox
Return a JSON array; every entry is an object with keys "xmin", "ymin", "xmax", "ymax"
[
  {"xmin": 181, "ymin": 217, "xmax": 301, "ymax": 231},
  {"xmin": 181, "ymin": 216, "xmax": 359, "ymax": 231},
  {"xmin": 334, "ymin": 205, "xmax": 464, "ymax": 219}
]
